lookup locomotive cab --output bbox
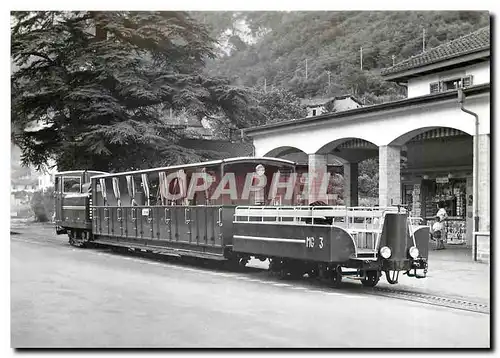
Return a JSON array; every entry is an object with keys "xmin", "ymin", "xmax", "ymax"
[{"xmin": 54, "ymin": 170, "xmax": 108, "ymax": 244}]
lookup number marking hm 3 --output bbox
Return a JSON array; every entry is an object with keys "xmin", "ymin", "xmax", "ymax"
[{"xmin": 305, "ymin": 236, "xmax": 323, "ymax": 249}]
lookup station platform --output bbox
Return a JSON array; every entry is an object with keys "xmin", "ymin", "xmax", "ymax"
[{"xmin": 374, "ymin": 245, "xmax": 490, "ymax": 304}]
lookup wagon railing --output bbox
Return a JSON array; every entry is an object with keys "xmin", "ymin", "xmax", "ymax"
[{"xmin": 234, "ymin": 205, "xmax": 406, "ymax": 253}]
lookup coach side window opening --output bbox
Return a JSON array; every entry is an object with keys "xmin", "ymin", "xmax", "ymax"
[
  {"xmin": 158, "ymin": 172, "xmax": 169, "ymax": 206},
  {"xmin": 133, "ymin": 174, "xmax": 146, "ymax": 206},
  {"xmin": 63, "ymin": 176, "xmax": 81, "ymax": 193},
  {"xmin": 145, "ymin": 172, "xmax": 160, "ymax": 206},
  {"xmin": 99, "ymin": 178, "xmax": 108, "ymax": 206},
  {"xmin": 168, "ymin": 169, "xmax": 187, "ymax": 206},
  {"xmin": 126, "ymin": 175, "xmax": 137, "ymax": 206},
  {"xmin": 141, "ymin": 174, "xmax": 151, "ymax": 206},
  {"xmin": 124, "ymin": 175, "xmax": 144, "ymax": 206},
  {"xmin": 112, "ymin": 177, "xmax": 121, "ymax": 206}
]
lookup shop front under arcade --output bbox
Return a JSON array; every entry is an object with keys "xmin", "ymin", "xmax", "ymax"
[{"xmin": 400, "ymin": 129, "xmax": 473, "ymax": 246}]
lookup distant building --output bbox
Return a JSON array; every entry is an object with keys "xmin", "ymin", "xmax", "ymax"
[
  {"xmin": 300, "ymin": 95, "xmax": 363, "ymax": 117},
  {"xmin": 11, "ymin": 177, "xmax": 38, "ymax": 193}
]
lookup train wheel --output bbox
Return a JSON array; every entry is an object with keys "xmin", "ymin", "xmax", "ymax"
[
  {"xmin": 361, "ymin": 270, "xmax": 380, "ymax": 287},
  {"xmin": 330, "ymin": 266, "xmax": 342, "ymax": 288},
  {"xmin": 288, "ymin": 269, "xmax": 304, "ymax": 280},
  {"xmin": 68, "ymin": 231, "xmax": 75, "ymax": 246},
  {"xmin": 308, "ymin": 268, "xmax": 319, "ymax": 279},
  {"xmin": 278, "ymin": 268, "xmax": 288, "ymax": 280},
  {"xmin": 268, "ymin": 258, "xmax": 283, "ymax": 276},
  {"xmin": 239, "ymin": 257, "xmax": 249, "ymax": 268}
]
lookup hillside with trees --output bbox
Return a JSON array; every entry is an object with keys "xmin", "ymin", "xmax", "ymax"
[{"xmin": 194, "ymin": 11, "xmax": 489, "ymax": 104}]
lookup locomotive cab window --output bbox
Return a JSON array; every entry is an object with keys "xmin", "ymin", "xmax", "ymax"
[{"xmin": 63, "ymin": 176, "xmax": 82, "ymax": 193}]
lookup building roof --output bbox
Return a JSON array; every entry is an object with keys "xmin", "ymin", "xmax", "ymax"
[
  {"xmin": 91, "ymin": 156, "xmax": 295, "ymax": 179},
  {"xmin": 12, "ymin": 178, "xmax": 38, "ymax": 186},
  {"xmin": 381, "ymin": 26, "xmax": 490, "ymax": 80},
  {"xmin": 244, "ymin": 83, "xmax": 489, "ymax": 136},
  {"xmin": 300, "ymin": 95, "xmax": 362, "ymax": 107}
]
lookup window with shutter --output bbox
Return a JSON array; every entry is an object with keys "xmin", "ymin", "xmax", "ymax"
[
  {"xmin": 430, "ymin": 82, "xmax": 439, "ymax": 94},
  {"xmin": 462, "ymin": 75, "xmax": 473, "ymax": 87}
]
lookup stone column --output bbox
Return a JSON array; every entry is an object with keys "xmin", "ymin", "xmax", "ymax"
[
  {"xmin": 474, "ymin": 134, "xmax": 490, "ymax": 262},
  {"xmin": 379, "ymin": 145, "xmax": 401, "ymax": 207},
  {"xmin": 343, "ymin": 162, "xmax": 358, "ymax": 207},
  {"xmin": 476, "ymin": 134, "xmax": 490, "ymax": 232},
  {"xmin": 308, "ymin": 154, "xmax": 328, "ymax": 204}
]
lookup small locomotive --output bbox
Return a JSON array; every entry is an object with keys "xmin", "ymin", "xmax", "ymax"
[{"xmin": 54, "ymin": 157, "xmax": 429, "ymax": 287}]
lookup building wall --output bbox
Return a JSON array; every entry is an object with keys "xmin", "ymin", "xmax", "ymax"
[
  {"xmin": 306, "ymin": 105, "xmax": 326, "ymax": 117},
  {"xmin": 256, "ymin": 92, "xmax": 489, "ymax": 157},
  {"xmin": 476, "ymin": 232, "xmax": 490, "ymax": 263},
  {"xmin": 334, "ymin": 98, "xmax": 362, "ymax": 111},
  {"xmin": 37, "ymin": 173, "xmax": 54, "ymax": 191},
  {"xmin": 407, "ymin": 61, "xmax": 490, "ymax": 98}
]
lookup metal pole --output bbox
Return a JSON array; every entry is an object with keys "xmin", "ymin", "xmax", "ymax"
[
  {"xmin": 423, "ymin": 28, "xmax": 426, "ymax": 52},
  {"xmin": 458, "ymin": 89, "xmax": 479, "ymax": 259},
  {"xmin": 360, "ymin": 47, "xmax": 363, "ymax": 70}
]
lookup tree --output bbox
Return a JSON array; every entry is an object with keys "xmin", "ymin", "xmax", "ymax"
[
  {"xmin": 257, "ymin": 87, "xmax": 307, "ymax": 123},
  {"xmin": 358, "ymin": 158, "xmax": 379, "ymax": 198},
  {"xmin": 11, "ymin": 11, "xmax": 258, "ymax": 172},
  {"xmin": 204, "ymin": 87, "xmax": 306, "ymax": 140}
]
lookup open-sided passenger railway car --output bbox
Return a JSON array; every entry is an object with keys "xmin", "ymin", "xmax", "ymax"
[{"xmin": 54, "ymin": 157, "xmax": 429, "ymax": 287}]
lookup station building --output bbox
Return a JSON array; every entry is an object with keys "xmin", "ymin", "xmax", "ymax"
[{"xmin": 244, "ymin": 26, "xmax": 490, "ymax": 262}]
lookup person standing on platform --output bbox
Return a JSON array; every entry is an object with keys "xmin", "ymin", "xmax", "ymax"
[
  {"xmin": 431, "ymin": 216, "xmax": 446, "ymax": 250},
  {"xmin": 434, "ymin": 201, "xmax": 448, "ymax": 249}
]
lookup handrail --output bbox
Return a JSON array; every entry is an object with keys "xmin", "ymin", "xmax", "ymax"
[{"xmin": 233, "ymin": 205, "xmax": 420, "ymax": 258}]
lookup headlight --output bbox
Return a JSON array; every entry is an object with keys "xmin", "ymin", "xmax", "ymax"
[
  {"xmin": 380, "ymin": 246, "xmax": 392, "ymax": 259},
  {"xmin": 409, "ymin": 246, "xmax": 420, "ymax": 259}
]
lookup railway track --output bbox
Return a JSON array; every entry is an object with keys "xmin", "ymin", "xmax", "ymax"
[
  {"xmin": 368, "ymin": 287, "xmax": 490, "ymax": 315},
  {"xmin": 11, "ymin": 225, "xmax": 490, "ymax": 316}
]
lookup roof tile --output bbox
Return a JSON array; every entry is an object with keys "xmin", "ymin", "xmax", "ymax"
[{"xmin": 381, "ymin": 26, "xmax": 490, "ymax": 77}]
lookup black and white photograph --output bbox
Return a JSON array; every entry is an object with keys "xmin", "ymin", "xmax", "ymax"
[{"xmin": 8, "ymin": 5, "xmax": 491, "ymax": 349}]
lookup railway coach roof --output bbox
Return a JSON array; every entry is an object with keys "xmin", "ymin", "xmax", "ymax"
[
  {"xmin": 55, "ymin": 170, "xmax": 109, "ymax": 176},
  {"xmin": 90, "ymin": 157, "xmax": 296, "ymax": 179}
]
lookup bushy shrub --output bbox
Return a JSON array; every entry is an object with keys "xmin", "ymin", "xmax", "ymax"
[{"xmin": 30, "ymin": 188, "xmax": 54, "ymax": 222}]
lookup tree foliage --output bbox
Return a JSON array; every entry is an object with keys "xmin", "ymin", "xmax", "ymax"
[
  {"xmin": 206, "ymin": 87, "xmax": 307, "ymax": 139},
  {"xmin": 11, "ymin": 11, "xmax": 260, "ymax": 172},
  {"xmin": 358, "ymin": 158, "xmax": 379, "ymax": 198},
  {"xmin": 257, "ymin": 87, "xmax": 307, "ymax": 122}
]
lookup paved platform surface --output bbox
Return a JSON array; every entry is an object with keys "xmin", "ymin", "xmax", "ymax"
[
  {"xmin": 11, "ymin": 219, "xmax": 490, "ymax": 304},
  {"xmin": 374, "ymin": 246, "xmax": 490, "ymax": 304}
]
